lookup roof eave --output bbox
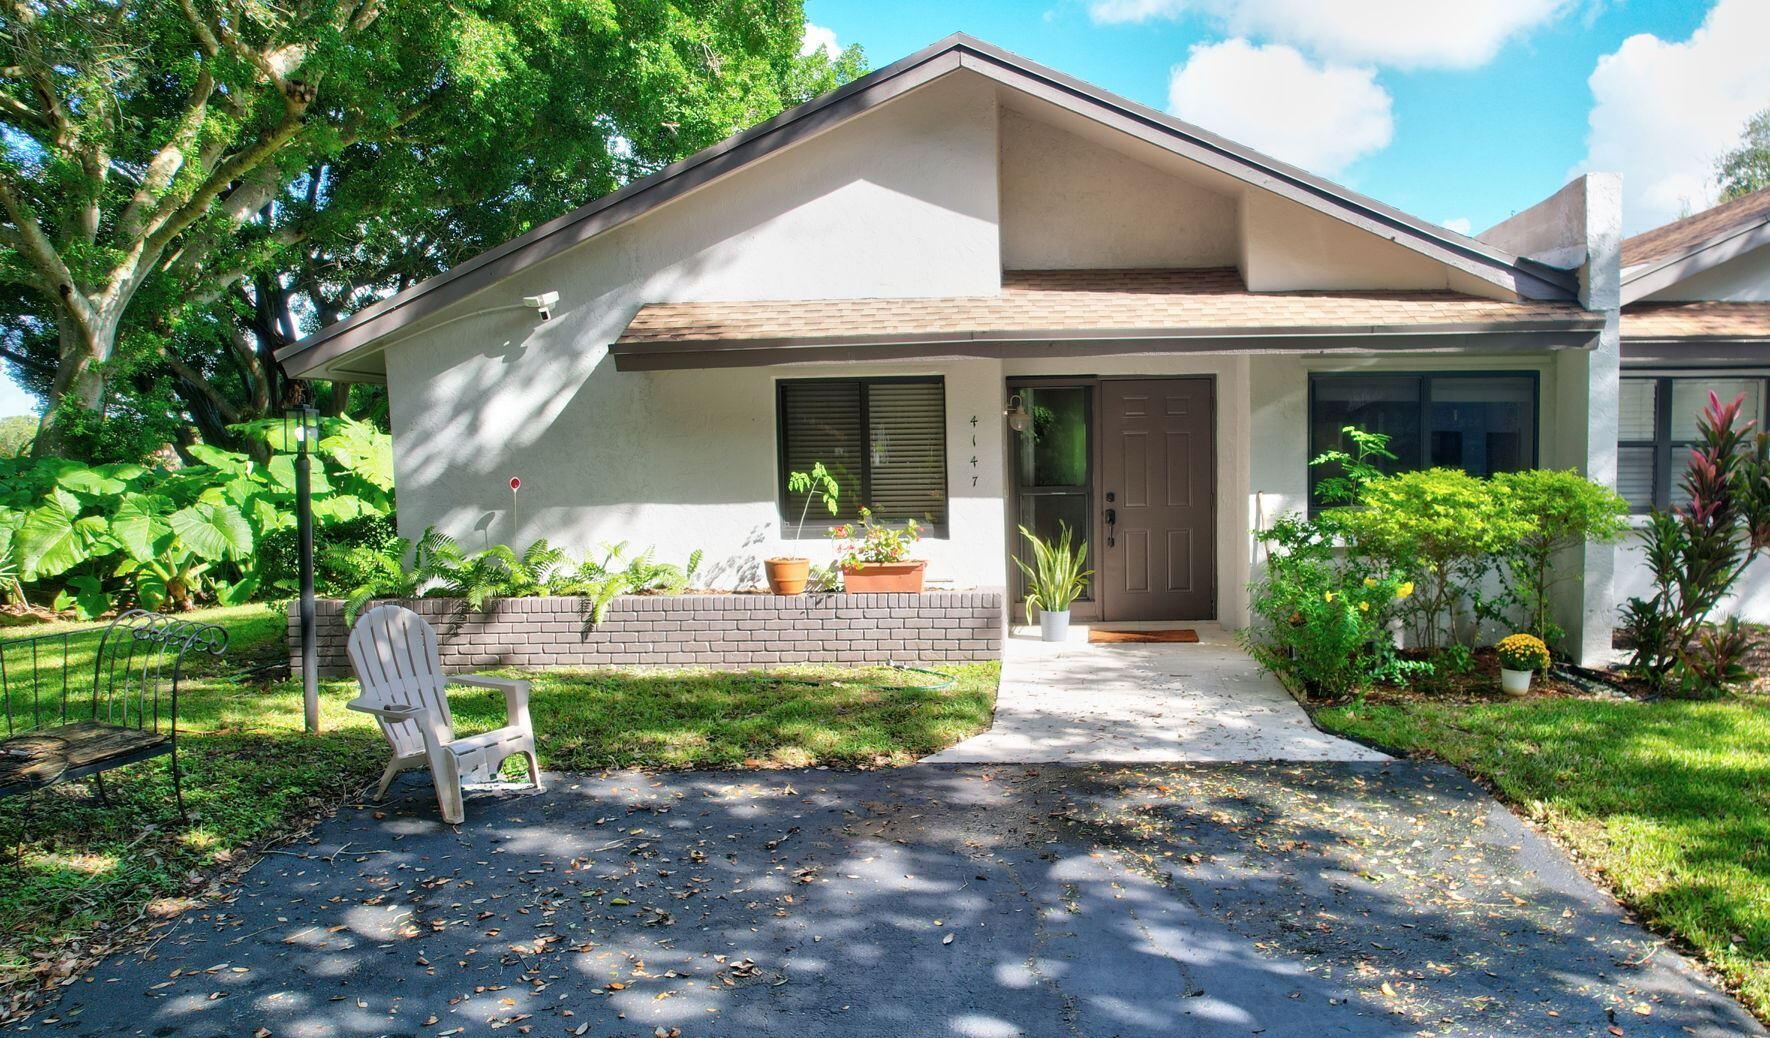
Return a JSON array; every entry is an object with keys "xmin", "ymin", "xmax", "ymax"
[
  {"xmin": 610, "ymin": 321, "xmax": 1603, "ymax": 371},
  {"xmin": 1619, "ymin": 217, "xmax": 1770, "ymax": 305},
  {"xmin": 281, "ymin": 33, "xmax": 1577, "ymax": 379}
]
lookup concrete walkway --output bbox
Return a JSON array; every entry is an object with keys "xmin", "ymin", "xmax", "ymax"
[{"xmin": 926, "ymin": 623, "xmax": 1387, "ymax": 763}]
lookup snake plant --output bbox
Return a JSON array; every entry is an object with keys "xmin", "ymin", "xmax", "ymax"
[{"xmin": 1012, "ymin": 523, "xmax": 1093, "ymax": 625}]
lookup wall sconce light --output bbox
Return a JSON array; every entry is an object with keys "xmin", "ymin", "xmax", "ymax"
[{"xmin": 1004, "ymin": 394, "xmax": 1031, "ymax": 433}]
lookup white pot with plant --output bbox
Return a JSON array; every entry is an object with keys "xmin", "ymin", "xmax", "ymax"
[
  {"xmin": 1013, "ymin": 522, "xmax": 1092, "ymax": 642},
  {"xmin": 767, "ymin": 463, "xmax": 839, "ymax": 595},
  {"xmin": 1496, "ymin": 633, "xmax": 1549, "ymax": 696}
]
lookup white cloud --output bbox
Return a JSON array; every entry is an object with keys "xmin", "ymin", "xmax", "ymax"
[
  {"xmin": 1089, "ymin": 0, "xmax": 1568, "ymax": 70},
  {"xmin": 1575, "ymin": 0, "xmax": 1770, "ymax": 234},
  {"xmin": 800, "ymin": 22, "xmax": 841, "ymax": 60},
  {"xmin": 1441, "ymin": 217, "xmax": 1474, "ymax": 235},
  {"xmin": 1168, "ymin": 40, "xmax": 1393, "ymax": 176}
]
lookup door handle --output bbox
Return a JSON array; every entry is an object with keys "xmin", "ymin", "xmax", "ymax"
[{"xmin": 1104, "ymin": 507, "xmax": 1117, "ymax": 547}]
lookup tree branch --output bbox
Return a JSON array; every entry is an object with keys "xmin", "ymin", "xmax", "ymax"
[
  {"xmin": 115, "ymin": 68, "xmax": 216, "ymax": 241},
  {"xmin": 0, "ymin": 168, "xmax": 101, "ymax": 348}
]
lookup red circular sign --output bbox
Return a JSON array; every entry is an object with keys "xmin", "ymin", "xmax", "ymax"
[{"xmin": 509, "ymin": 476, "xmax": 521, "ymax": 491}]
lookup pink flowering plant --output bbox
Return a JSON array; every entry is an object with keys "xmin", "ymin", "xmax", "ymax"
[
  {"xmin": 828, "ymin": 508, "xmax": 921, "ymax": 569},
  {"xmin": 1622, "ymin": 391, "xmax": 1770, "ymax": 696}
]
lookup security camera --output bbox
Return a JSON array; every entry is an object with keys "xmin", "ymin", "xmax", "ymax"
[{"xmin": 524, "ymin": 291, "xmax": 559, "ymax": 321}]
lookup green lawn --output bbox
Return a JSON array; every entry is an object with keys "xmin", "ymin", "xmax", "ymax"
[
  {"xmin": 1314, "ymin": 695, "xmax": 1770, "ymax": 1020},
  {"xmin": 0, "ymin": 605, "xmax": 997, "ymax": 1016}
]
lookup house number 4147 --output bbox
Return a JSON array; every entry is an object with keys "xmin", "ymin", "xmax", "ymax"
[{"xmin": 970, "ymin": 415, "xmax": 979, "ymax": 487}]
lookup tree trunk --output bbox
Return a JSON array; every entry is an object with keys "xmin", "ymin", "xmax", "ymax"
[{"xmin": 32, "ymin": 320, "xmax": 108, "ymax": 458}]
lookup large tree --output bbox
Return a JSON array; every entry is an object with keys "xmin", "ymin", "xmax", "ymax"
[
  {"xmin": 1716, "ymin": 107, "xmax": 1770, "ymax": 201},
  {"xmin": 1, "ymin": 1, "xmax": 859, "ymax": 457}
]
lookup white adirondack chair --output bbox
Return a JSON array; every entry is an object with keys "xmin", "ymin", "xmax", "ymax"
[{"xmin": 345, "ymin": 604, "xmax": 541, "ymax": 824}]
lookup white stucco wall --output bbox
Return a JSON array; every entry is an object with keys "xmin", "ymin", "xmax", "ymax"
[
  {"xmin": 1640, "ymin": 245, "xmax": 1770, "ymax": 302},
  {"xmin": 1240, "ymin": 192, "xmax": 1480, "ymax": 294},
  {"xmin": 996, "ymin": 108, "xmax": 1238, "ymax": 270},
  {"xmin": 382, "ymin": 72, "xmax": 1006, "ymax": 586},
  {"xmin": 370, "ymin": 74, "xmax": 1616, "ymax": 646},
  {"xmin": 1616, "ymin": 538, "xmax": 1770, "ymax": 622}
]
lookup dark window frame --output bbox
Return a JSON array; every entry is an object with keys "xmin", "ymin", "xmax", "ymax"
[
  {"xmin": 1006, "ymin": 376, "xmax": 1097, "ymax": 605},
  {"xmin": 775, "ymin": 375, "xmax": 949, "ymax": 538},
  {"xmin": 1307, "ymin": 370, "xmax": 1541, "ymax": 512},
  {"xmin": 1619, "ymin": 373, "xmax": 1770, "ymax": 513}
]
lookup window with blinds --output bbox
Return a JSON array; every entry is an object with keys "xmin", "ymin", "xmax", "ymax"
[
  {"xmin": 777, "ymin": 378, "xmax": 947, "ymax": 536},
  {"xmin": 1618, "ymin": 375, "xmax": 1769, "ymax": 512}
]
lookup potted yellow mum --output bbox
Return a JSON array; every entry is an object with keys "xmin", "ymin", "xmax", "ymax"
[{"xmin": 1495, "ymin": 633, "xmax": 1550, "ymax": 696}]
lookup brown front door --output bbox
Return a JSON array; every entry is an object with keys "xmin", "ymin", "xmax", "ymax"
[{"xmin": 1099, "ymin": 378, "xmax": 1215, "ymax": 620}]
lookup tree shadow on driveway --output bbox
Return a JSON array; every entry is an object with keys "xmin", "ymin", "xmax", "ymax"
[{"xmin": 16, "ymin": 762, "xmax": 1762, "ymax": 1037}]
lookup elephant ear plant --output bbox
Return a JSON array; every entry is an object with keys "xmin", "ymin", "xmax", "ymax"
[{"xmin": 1014, "ymin": 523, "xmax": 1092, "ymax": 636}]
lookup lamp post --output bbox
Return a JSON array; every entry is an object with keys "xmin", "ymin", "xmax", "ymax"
[{"xmin": 288, "ymin": 405, "xmax": 320, "ymax": 733}]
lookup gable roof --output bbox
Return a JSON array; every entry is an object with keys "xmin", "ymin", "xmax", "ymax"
[
  {"xmin": 1620, "ymin": 187, "xmax": 1770, "ymax": 304},
  {"xmin": 1623, "ymin": 188, "xmax": 1770, "ymax": 268},
  {"xmin": 278, "ymin": 33, "xmax": 1580, "ymax": 380},
  {"xmin": 612, "ymin": 268, "xmax": 1600, "ymax": 370}
]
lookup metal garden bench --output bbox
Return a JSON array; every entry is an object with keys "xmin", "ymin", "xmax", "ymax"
[{"xmin": 0, "ymin": 610, "xmax": 228, "ymax": 818}]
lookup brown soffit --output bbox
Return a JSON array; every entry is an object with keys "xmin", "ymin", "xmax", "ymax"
[{"xmin": 278, "ymin": 34, "xmax": 1579, "ymax": 381}]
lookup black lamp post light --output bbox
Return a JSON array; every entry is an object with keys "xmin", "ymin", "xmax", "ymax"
[{"xmin": 285, "ymin": 405, "xmax": 321, "ymax": 733}]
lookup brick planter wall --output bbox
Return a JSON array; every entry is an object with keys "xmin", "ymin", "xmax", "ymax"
[{"xmin": 289, "ymin": 592, "xmax": 1006, "ymax": 676}]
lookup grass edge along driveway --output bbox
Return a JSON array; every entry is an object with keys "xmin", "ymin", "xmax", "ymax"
[
  {"xmin": 0, "ymin": 604, "xmax": 998, "ymax": 1022},
  {"xmin": 1313, "ymin": 694, "xmax": 1770, "ymax": 1024}
]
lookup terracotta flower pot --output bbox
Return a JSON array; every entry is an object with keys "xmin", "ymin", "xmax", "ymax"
[
  {"xmin": 765, "ymin": 557, "xmax": 810, "ymax": 595},
  {"xmin": 840, "ymin": 560, "xmax": 926, "ymax": 593}
]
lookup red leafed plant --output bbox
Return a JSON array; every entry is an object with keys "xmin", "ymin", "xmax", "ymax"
[{"xmin": 1622, "ymin": 392, "xmax": 1770, "ymax": 696}]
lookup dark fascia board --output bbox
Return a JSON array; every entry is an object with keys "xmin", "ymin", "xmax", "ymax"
[
  {"xmin": 611, "ymin": 323, "xmax": 1602, "ymax": 371},
  {"xmin": 280, "ymin": 33, "xmax": 1579, "ymax": 380},
  {"xmin": 1620, "ymin": 218, "xmax": 1770, "ymax": 305},
  {"xmin": 1620, "ymin": 337, "xmax": 1770, "ymax": 365}
]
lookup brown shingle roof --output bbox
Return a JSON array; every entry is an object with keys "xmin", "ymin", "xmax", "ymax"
[
  {"xmin": 1621, "ymin": 188, "xmax": 1770, "ymax": 269},
  {"xmin": 1622, "ymin": 300, "xmax": 1770, "ymax": 339},
  {"xmin": 615, "ymin": 268, "xmax": 1593, "ymax": 348}
]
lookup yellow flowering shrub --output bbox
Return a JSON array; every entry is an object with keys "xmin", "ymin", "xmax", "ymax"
[{"xmin": 1496, "ymin": 633, "xmax": 1550, "ymax": 672}]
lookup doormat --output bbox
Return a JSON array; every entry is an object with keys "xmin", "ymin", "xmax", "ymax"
[{"xmin": 1088, "ymin": 628, "xmax": 1200, "ymax": 644}]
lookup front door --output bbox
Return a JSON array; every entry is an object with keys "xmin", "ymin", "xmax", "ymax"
[{"xmin": 1099, "ymin": 379, "xmax": 1215, "ymax": 620}]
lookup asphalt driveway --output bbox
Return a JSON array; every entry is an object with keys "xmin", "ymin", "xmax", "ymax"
[{"xmin": 14, "ymin": 762, "xmax": 1759, "ymax": 1037}]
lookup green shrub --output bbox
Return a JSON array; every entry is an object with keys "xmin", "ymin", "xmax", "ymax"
[
  {"xmin": 1248, "ymin": 427, "xmax": 1629, "ymax": 693},
  {"xmin": 1244, "ymin": 513, "xmax": 1428, "ymax": 699},
  {"xmin": 1331, "ymin": 468, "xmax": 1531, "ymax": 652},
  {"xmin": 1492, "ymin": 469, "xmax": 1629, "ymax": 647}
]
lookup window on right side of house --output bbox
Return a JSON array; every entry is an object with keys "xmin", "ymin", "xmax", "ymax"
[
  {"xmin": 1308, "ymin": 373, "xmax": 1538, "ymax": 508},
  {"xmin": 1618, "ymin": 375, "xmax": 1769, "ymax": 512}
]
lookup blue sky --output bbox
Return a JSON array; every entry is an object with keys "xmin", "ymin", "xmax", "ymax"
[
  {"xmin": 5, "ymin": 0, "xmax": 1766, "ymax": 420},
  {"xmin": 806, "ymin": 0, "xmax": 1763, "ymax": 234}
]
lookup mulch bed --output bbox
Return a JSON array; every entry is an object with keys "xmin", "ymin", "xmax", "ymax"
[{"xmin": 1352, "ymin": 646, "xmax": 1625, "ymax": 706}]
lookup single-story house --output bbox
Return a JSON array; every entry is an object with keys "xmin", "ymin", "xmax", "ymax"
[
  {"xmin": 1615, "ymin": 188, "xmax": 1770, "ymax": 621},
  {"xmin": 278, "ymin": 34, "xmax": 1628, "ymax": 664}
]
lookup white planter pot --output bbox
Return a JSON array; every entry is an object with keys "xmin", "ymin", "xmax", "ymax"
[
  {"xmin": 1038, "ymin": 609, "xmax": 1071, "ymax": 643},
  {"xmin": 1500, "ymin": 667, "xmax": 1533, "ymax": 696}
]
